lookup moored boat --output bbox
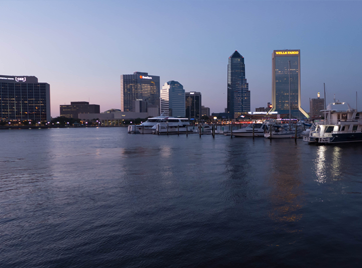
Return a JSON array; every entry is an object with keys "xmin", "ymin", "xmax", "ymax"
[
  {"xmin": 264, "ymin": 124, "xmax": 303, "ymax": 139},
  {"xmin": 304, "ymin": 101, "xmax": 362, "ymax": 144},
  {"xmin": 232, "ymin": 123, "xmax": 268, "ymax": 137},
  {"xmin": 151, "ymin": 118, "xmax": 192, "ymax": 134}
]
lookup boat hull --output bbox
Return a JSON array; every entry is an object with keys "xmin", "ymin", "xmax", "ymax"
[
  {"xmin": 153, "ymin": 127, "xmax": 194, "ymax": 135},
  {"xmin": 136, "ymin": 127, "xmax": 154, "ymax": 134},
  {"xmin": 233, "ymin": 131, "xmax": 265, "ymax": 137},
  {"xmin": 264, "ymin": 132, "xmax": 300, "ymax": 139},
  {"xmin": 318, "ymin": 133, "xmax": 362, "ymax": 144}
]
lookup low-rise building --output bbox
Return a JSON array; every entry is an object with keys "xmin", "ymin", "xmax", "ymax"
[
  {"xmin": 310, "ymin": 93, "xmax": 325, "ymax": 119},
  {"xmin": 201, "ymin": 106, "xmax": 210, "ymax": 117},
  {"xmin": 60, "ymin": 101, "xmax": 100, "ymax": 119},
  {"xmin": 78, "ymin": 110, "xmax": 157, "ymax": 126}
]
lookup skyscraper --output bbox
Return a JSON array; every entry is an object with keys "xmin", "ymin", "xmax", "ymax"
[
  {"xmin": 121, "ymin": 72, "xmax": 160, "ymax": 113},
  {"xmin": 227, "ymin": 51, "xmax": 250, "ymax": 119},
  {"xmin": 0, "ymin": 75, "xmax": 50, "ymax": 122},
  {"xmin": 160, "ymin": 81, "xmax": 185, "ymax": 117},
  {"xmin": 270, "ymin": 50, "xmax": 309, "ymax": 119},
  {"xmin": 185, "ymin": 91, "xmax": 201, "ymax": 120}
]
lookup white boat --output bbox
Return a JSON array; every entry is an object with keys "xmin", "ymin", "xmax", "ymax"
[
  {"xmin": 127, "ymin": 125, "xmax": 139, "ymax": 134},
  {"xmin": 264, "ymin": 124, "xmax": 304, "ymax": 139},
  {"xmin": 193, "ymin": 124, "xmax": 213, "ymax": 135},
  {"xmin": 151, "ymin": 118, "xmax": 192, "ymax": 134},
  {"xmin": 264, "ymin": 126, "xmax": 303, "ymax": 139},
  {"xmin": 304, "ymin": 101, "xmax": 362, "ymax": 144},
  {"xmin": 134, "ymin": 115, "xmax": 168, "ymax": 134},
  {"xmin": 232, "ymin": 123, "xmax": 267, "ymax": 137},
  {"xmin": 128, "ymin": 114, "xmax": 189, "ymax": 134}
]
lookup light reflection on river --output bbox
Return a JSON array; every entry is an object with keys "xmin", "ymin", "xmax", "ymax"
[{"xmin": 1, "ymin": 128, "xmax": 362, "ymax": 267}]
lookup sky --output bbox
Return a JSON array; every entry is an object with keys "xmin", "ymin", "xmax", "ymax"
[{"xmin": 1, "ymin": 0, "xmax": 362, "ymax": 117}]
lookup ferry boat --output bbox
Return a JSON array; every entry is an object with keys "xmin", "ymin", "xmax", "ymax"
[
  {"xmin": 304, "ymin": 101, "xmax": 362, "ymax": 144},
  {"xmin": 151, "ymin": 118, "xmax": 192, "ymax": 134},
  {"xmin": 127, "ymin": 114, "xmax": 189, "ymax": 134},
  {"xmin": 128, "ymin": 115, "xmax": 167, "ymax": 134}
]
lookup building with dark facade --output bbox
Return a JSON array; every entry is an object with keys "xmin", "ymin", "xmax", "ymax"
[
  {"xmin": 121, "ymin": 72, "xmax": 160, "ymax": 114},
  {"xmin": 160, "ymin": 81, "xmax": 185, "ymax": 117},
  {"xmin": 134, "ymin": 99, "xmax": 148, "ymax": 113},
  {"xmin": 270, "ymin": 50, "xmax": 309, "ymax": 119},
  {"xmin": 201, "ymin": 106, "xmax": 210, "ymax": 117},
  {"xmin": 0, "ymin": 75, "xmax": 50, "ymax": 122},
  {"xmin": 60, "ymin": 101, "xmax": 100, "ymax": 119},
  {"xmin": 256, "ymin": 102, "xmax": 272, "ymax": 112},
  {"xmin": 310, "ymin": 93, "xmax": 325, "ymax": 119},
  {"xmin": 227, "ymin": 51, "xmax": 250, "ymax": 119},
  {"xmin": 185, "ymin": 91, "xmax": 201, "ymax": 120}
]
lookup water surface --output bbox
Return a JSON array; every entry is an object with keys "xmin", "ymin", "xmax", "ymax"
[{"xmin": 1, "ymin": 128, "xmax": 362, "ymax": 267}]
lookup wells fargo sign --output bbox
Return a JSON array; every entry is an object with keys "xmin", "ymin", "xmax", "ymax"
[{"xmin": 275, "ymin": 51, "xmax": 299, "ymax": 55}]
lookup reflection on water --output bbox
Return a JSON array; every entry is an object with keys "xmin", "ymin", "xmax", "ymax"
[
  {"xmin": 315, "ymin": 146, "xmax": 327, "ymax": 183},
  {"xmin": 223, "ymin": 140, "xmax": 252, "ymax": 204},
  {"xmin": 268, "ymin": 141, "xmax": 304, "ymax": 228},
  {"xmin": 315, "ymin": 146, "xmax": 343, "ymax": 184},
  {"xmin": 160, "ymin": 146, "xmax": 172, "ymax": 158},
  {"xmin": 332, "ymin": 146, "xmax": 342, "ymax": 180}
]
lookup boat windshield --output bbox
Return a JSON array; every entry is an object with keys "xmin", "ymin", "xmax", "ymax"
[{"xmin": 325, "ymin": 126, "xmax": 334, "ymax": 133}]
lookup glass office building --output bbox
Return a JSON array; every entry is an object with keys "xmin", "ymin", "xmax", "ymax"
[
  {"xmin": 270, "ymin": 50, "xmax": 309, "ymax": 119},
  {"xmin": 160, "ymin": 81, "xmax": 185, "ymax": 117},
  {"xmin": 121, "ymin": 72, "xmax": 160, "ymax": 113},
  {"xmin": 0, "ymin": 75, "xmax": 50, "ymax": 122},
  {"xmin": 185, "ymin": 91, "xmax": 201, "ymax": 120},
  {"xmin": 227, "ymin": 51, "xmax": 250, "ymax": 119}
]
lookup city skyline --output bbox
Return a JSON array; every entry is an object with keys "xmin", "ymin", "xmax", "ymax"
[{"xmin": 1, "ymin": 1, "xmax": 361, "ymax": 117}]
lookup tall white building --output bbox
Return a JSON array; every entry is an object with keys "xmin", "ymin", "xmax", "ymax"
[{"xmin": 160, "ymin": 81, "xmax": 185, "ymax": 117}]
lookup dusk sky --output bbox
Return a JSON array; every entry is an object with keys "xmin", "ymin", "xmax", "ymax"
[{"xmin": 1, "ymin": 0, "xmax": 361, "ymax": 117}]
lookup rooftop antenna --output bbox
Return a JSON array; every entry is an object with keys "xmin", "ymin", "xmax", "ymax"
[
  {"xmin": 356, "ymin": 91, "xmax": 358, "ymax": 112},
  {"xmin": 323, "ymin": 83, "xmax": 327, "ymax": 122},
  {"xmin": 324, "ymin": 83, "xmax": 326, "ymax": 109},
  {"xmin": 288, "ymin": 60, "xmax": 291, "ymax": 130}
]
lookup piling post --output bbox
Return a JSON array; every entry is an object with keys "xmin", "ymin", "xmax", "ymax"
[
  {"xmin": 178, "ymin": 125, "xmax": 179, "ymax": 136},
  {"xmin": 295, "ymin": 124, "xmax": 298, "ymax": 141},
  {"xmin": 186, "ymin": 125, "xmax": 188, "ymax": 137},
  {"xmin": 252, "ymin": 123, "xmax": 255, "ymax": 139},
  {"xmin": 212, "ymin": 124, "xmax": 215, "ymax": 139},
  {"xmin": 199, "ymin": 124, "xmax": 202, "ymax": 138},
  {"xmin": 230, "ymin": 124, "xmax": 233, "ymax": 138},
  {"xmin": 157, "ymin": 124, "xmax": 160, "ymax": 135},
  {"xmin": 270, "ymin": 125, "xmax": 273, "ymax": 139}
]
